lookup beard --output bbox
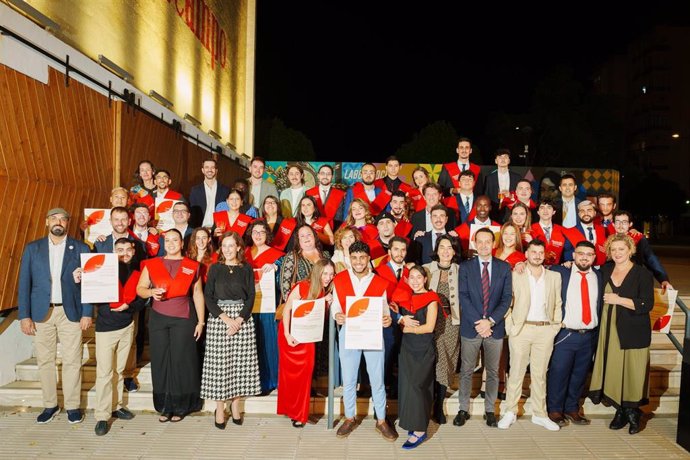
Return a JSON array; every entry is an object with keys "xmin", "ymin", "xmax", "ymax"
[
  {"xmin": 50, "ymin": 225, "xmax": 66, "ymax": 237},
  {"xmin": 575, "ymin": 262, "xmax": 592, "ymax": 272},
  {"xmin": 362, "ymin": 178, "xmax": 375, "ymax": 186}
]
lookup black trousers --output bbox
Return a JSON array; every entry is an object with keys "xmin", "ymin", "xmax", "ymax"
[{"xmin": 148, "ymin": 309, "xmax": 202, "ymax": 416}]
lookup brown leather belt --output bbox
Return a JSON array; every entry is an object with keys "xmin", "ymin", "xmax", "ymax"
[
  {"xmin": 525, "ymin": 320, "xmax": 550, "ymax": 326},
  {"xmin": 49, "ymin": 303, "xmax": 63, "ymax": 307}
]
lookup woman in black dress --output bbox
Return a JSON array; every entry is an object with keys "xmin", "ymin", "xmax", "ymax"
[
  {"xmin": 201, "ymin": 231, "xmax": 261, "ymax": 429},
  {"xmin": 393, "ymin": 265, "xmax": 439, "ymax": 450}
]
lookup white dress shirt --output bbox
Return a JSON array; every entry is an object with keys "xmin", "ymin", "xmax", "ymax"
[
  {"xmin": 365, "ymin": 187, "xmax": 376, "ymax": 203},
  {"xmin": 459, "ymin": 193, "xmax": 473, "ymax": 212},
  {"xmin": 319, "ymin": 185, "xmax": 331, "ymax": 204},
  {"xmin": 497, "ymin": 170, "xmax": 510, "ymax": 192},
  {"xmin": 562, "ymin": 199, "xmax": 577, "ymax": 228},
  {"xmin": 49, "ymin": 237, "xmax": 67, "ymax": 304},
  {"xmin": 563, "ymin": 266, "xmax": 599, "ymax": 330},
  {"xmin": 582, "ymin": 224, "xmax": 596, "ymax": 244},
  {"xmin": 526, "ymin": 266, "xmax": 549, "ymax": 322},
  {"xmin": 202, "ymin": 180, "xmax": 217, "ymax": 227}
]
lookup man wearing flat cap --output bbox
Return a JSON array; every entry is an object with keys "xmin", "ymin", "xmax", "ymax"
[{"xmin": 18, "ymin": 208, "xmax": 93, "ymax": 425}]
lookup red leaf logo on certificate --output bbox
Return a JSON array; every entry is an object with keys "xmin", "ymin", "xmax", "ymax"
[
  {"xmin": 86, "ymin": 210, "xmax": 105, "ymax": 225},
  {"xmin": 83, "ymin": 254, "xmax": 106, "ymax": 273},
  {"xmin": 293, "ymin": 300, "xmax": 316, "ymax": 318},
  {"xmin": 654, "ymin": 315, "xmax": 671, "ymax": 331},
  {"xmin": 347, "ymin": 298, "xmax": 370, "ymax": 318},
  {"xmin": 156, "ymin": 200, "xmax": 174, "ymax": 214}
]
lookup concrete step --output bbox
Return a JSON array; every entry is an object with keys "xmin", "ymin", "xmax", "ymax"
[{"xmin": 0, "ymin": 380, "xmax": 679, "ymax": 417}]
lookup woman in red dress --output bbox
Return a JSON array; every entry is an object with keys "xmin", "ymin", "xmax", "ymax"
[
  {"xmin": 187, "ymin": 227, "xmax": 215, "ymax": 283},
  {"xmin": 277, "ymin": 259, "xmax": 335, "ymax": 427},
  {"xmin": 494, "ymin": 222, "xmax": 527, "ymax": 269},
  {"xmin": 213, "ymin": 189, "xmax": 253, "ymax": 239},
  {"xmin": 244, "ymin": 220, "xmax": 285, "ymax": 393},
  {"xmin": 296, "ymin": 195, "xmax": 335, "ymax": 246}
]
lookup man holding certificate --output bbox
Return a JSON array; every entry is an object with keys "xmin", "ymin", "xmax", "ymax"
[{"xmin": 331, "ymin": 241, "xmax": 398, "ymax": 442}]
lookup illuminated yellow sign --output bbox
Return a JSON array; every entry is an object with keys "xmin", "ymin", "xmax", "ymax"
[{"xmin": 25, "ymin": 0, "xmax": 255, "ymax": 156}]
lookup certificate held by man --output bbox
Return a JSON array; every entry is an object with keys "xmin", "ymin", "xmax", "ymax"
[
  {"xmin": 155, "ymin": 198, "xmax": 181, "ymax": 231},
  {"xmin": 290, "ymin": 298, "xmax": 326, "ymax": 343},
  {"xmin": 84, "ymin": 208, "xmax": 111, "ymax": 245},
  {"xmin": 80, "ymin": 253, "xmax": 119, "ymax": 303},
  {"xmin": 344, "ymin": 296, "xmax": 383, "ymax": 350}
]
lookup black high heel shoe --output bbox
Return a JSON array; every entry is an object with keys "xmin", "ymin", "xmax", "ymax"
[
  {"xmin": 214, "ymin": 408, "xmax": 227, "ymax": 430},
  {"xmin": 230, "ymin": 407, "xmax": 242, "ymax": 425}
]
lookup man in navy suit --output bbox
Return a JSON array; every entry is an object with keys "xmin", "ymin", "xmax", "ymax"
[
  {"xmin": 455, "ymin": 228, "xmax": 513, "ymax": 428},
  {"xmin": 18, "ymin": 208, "xmax": 93, "ymax": 425},
  {"xmin": 554, "ymin": 174, "xmax": 582, "ymax": 228},
  {"xmin": 547, "ymin": 241, "xmax": 603, "ymax": 427},
  {"xmin": 413, "ymin": 204, "xmax": 449, "ymax": 265},
  {"xmin": 453, "ymin": 170, "xmax": 478, "ymax": 225},
  {"xmin": 188, "ymin": 158, "xmax": 231, "ymax": 228}
]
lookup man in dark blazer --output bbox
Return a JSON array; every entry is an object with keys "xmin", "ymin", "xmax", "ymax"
[
  {"xmin": 413, "ymin": 204, "xmax": 449, "ymax": 265},
  {"xmin": 189, "ymin": 158, "xmax": 231, "ymax": 228},
  {"xmin": 454, "ymin": 227, "xmax": 512, "ymax": 428},
  {"xmin": 18, "ymin": 208, "xmax": 93, "ymax": 425},
  {"xmin": 553, "ymin": 174, "xmax": 582, "ymax": 228},
  {"xmin": 410, "ymin": 183, "xmax": 456, "ymax": 238},
  {"xmin": 547, "ymin": 241, "xmax": 603, "ymax": 427},
  {"xmin": 483, "ymin": 148, "xmax": 523, "ymax": 220}
]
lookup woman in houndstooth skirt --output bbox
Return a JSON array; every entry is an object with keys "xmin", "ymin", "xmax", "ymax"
[{"xmin": 201, "ymin": 231, "xmax": 261, "ymax": 429}]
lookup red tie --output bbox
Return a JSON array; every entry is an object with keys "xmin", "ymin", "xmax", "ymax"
[{"xmin": 578, "ymin": 271, "xmax": 591, "ymax": 325}]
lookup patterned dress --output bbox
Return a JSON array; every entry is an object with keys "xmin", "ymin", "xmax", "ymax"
[{"xmin": 434, "ymin": 266, "xmax": 460, "ymax": 388}]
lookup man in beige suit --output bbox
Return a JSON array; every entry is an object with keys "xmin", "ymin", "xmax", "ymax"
[{"xmin": 498, "ymin": 239, "xmax": 562, "ymax": 431}]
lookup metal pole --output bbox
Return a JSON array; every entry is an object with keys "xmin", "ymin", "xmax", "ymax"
[{"xmin": 327, "ymin": 312, "xmax": 335, "ymax": 429}]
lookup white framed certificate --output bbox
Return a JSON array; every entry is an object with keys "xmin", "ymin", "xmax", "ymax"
[
  {"xmin": 155, "ymin": 198, "xmax": 181, "ymax": 231},
  {"xmin": 344, "ymin": 296, "xmax": 383, "ymax": 350},
  {"xmin": 252, "ymin": 269, "xmax": 276, "ymax": 313},
  {"xmin": 84, "ymin": 208, "xmax": 111, "ymax": 245},
  {"xmin": 290, "ymin": 298, "xmax": 326, "ymax": 343},
  {"xmin": 468, "ymin": 224, "xmax": 501, "ymax": 250},
  {"xmin": 80, "ymin": 253, "xmax": 119, "ymax": 303}
]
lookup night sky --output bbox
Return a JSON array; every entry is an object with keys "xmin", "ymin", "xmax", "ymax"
[{"xmin": 255, "ymin": 1, "xmax": 689, "ymax": 162}]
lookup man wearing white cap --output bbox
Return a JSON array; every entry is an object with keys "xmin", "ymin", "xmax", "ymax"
[{"xmin": 18, "ymin": 207, "xmax": 93, "ymax": 425}]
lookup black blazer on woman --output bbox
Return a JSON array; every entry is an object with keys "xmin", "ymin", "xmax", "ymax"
[{"xmin": 601, "ymin": 262, "xmax": 654, "ymax": 349}]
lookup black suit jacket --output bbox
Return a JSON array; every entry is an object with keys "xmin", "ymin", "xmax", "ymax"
[
  {"xmin": 483, "ymin": 169, "xmax": 523, "ymax": 205},
  {"xmin": 600, "ymin": 263, "xmax": 654, "ymax": 349},
  {"xmin": 410, "ymin": 209, "xmax": 456, "ymax": 236},
  {"xmin": 189, "ymin": 182, "xmax": 231, "ymax": 228},
  {"xmin": 413, "ymin": 231, "xmax": 439, "ymax": 265}
]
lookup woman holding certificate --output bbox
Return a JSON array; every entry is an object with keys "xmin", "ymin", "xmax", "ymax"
[
  {"xmin": 201, "ymin": 231, "xmax": 261, "ymax": 429},
  {"xmin": 393, "ymin": 265, "xmax": 439, "ymax": 450},
  {"xmin": 277, "ymin": 259, "xmax": 335, "ymax": 427},
  {"xmin": 245, "ymin": 220, "xmax": 285, "ymax": 394},
  {"xmin": 136, "ymin": 229, "xmax": 205, "ymax": 423},
  {"xmin": 423, "ymin": 235, "xmax": 460, "ymax": 425},
  {"xmin": 213, "ymin": 189, "xmax": 254, "ymax": 239}
]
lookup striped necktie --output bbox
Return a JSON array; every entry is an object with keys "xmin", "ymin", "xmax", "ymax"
[{"xmin": 481, "ymin": 261, "xmax": 490, "ymax": 317}]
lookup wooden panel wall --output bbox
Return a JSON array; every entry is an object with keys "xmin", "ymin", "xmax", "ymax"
[
  {"xmin": 0, "ymin": 65, "xmax": 115, "ymax": 310},
  {"xmin": 118, "ymin": 106, "xmax": 247, "ymax": 196}
]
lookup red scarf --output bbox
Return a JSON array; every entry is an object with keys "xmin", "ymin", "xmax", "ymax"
[
  {"xmin": 392, "ymin": 287, "xmax": 441, "ymax": 315},
  {"xmin": 245, "ymin": 246, "xmax": 285, "ymax": 269},
  {"xmin": 332, "ymin": 270, "xmax": 389, "ymax": 313},
  {"xmin": 146, "ymin": 257, "xmax": 199, "ymax": 298},
  {"xmin": 306, "ymin": 186, "xmax": 345, "ymax": 226},
  {"xmin": 271, "ymin": 218, "xmax": 297, "ymax": 251},
  {"xmin": 213, "ymin": 211, "xmax": 253, "ymax": 237},
  {"xmin": 110, "ymin": 270, "xmax": 141, "ymax": 309},
  {"xmin": 351, "ymin": 182, "xmax": 390, "ymax": 215}
]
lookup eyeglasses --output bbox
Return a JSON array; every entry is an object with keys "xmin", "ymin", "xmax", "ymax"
[
  {"xmin": 172, "ymin": 209, "xmax": 188, "ymax": 214},
  {"xmin": 252, "ymin": 230, "xmax": 267, "ymax": 235},
  {"xmin": 614, "ymin": 220, "xmax": 629, "ymax": 225}
]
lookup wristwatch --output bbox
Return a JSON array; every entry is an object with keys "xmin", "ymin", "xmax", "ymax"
[{"xmin": 488, "ymin": 317, "xmax": 496, "ymax": 327}]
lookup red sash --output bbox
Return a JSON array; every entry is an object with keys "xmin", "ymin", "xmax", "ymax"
[
  {"xmin": 375, "ymin": 262, "xmax": 410, "ymax": 302},
  {"xmin": 146, "ymin": 257, "xmax": 199, "ymax": 298},
  {"xmin": 351, "ymin": 182, "xmax": 389, "ymax": 215},
  {"xmin": 310, "ymin": 217, "xmax": 330, "ymax": 235},
  {"xmin": 394, "ymin": 219, "xmax": 413, "ymax": 239},
  {"xmin": 500, "ymin": 193, "xmax": 537, "ymax": 211},
  {"xmin": 530, "ymin": 223, "xmax": 566, "ymax": 266},
  {"xmin": 128, "ymin": 229, "xmax": 160, "ymax": 257},
  {"xmin": 392, "ymin": 288, "xmax": 441, "ymax": 315},
  {"xmin": 562, "ymin": 225, "xmax": 607, "ymax": 266},
  {"xmin": 372, "ymin": 179, "xmax": 416, "ymax": 211},
  {"xmin": 136, "ymin": 194, "xmax": 155, "ymax": 216},
  {"xmin": 110, "ymin": 270, "xmax": 141, "ymax": 309},
  {"xmin": 408, "ymin": 189, "xmax": 426, "ymax": 212},
  {"xmin": 332, "ymin": 271, "xmax": 389, "ymax": 313},
  {"xmin": 443, "ymin": 162, "xmax": 481, "ymax": 188},
  {"xmin": 213, "ymin": 211, "xmax": 253, "ymax": 237},
  {"xmin": 306, "ymin": 186, "xmax": 345, "ymax": 226},
  {"xmin": 271, "ymin": 218, "xmax": 297, "ymax": 251},
  {"xmin": 245, "ymin": 246, "xmax": 285, "ymax": 269},
  {"xmin": 503, "ymin": 251, "xmax": 527, "ymax": 269},
  {"xmin": 629, "ymin": 230, "xmax": 644, "ymax": 245}
]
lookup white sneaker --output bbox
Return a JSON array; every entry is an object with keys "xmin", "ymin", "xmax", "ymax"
[
  {"xmin": 497, "ymin": 411, "xmax": 516, "ymax": 429},
  {"xmin": 532, "ymin": 415, "xmax": 560, "ymax": 431}
]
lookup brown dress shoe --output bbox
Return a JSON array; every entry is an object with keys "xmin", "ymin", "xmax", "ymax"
[
  {"xmin": 565, "ymin": 412, "xmax": 591, "ymax": 425},
  {"xmin": 375, "ymin": 421, "xmax": 399, "ymax": 441},
  {"xmin": 336, "ymin": 418, "xmax": 358, "ymax": 438},
  {"xmin": 548, "ymin": 412, "xmax": 568, "ymax": 427}
]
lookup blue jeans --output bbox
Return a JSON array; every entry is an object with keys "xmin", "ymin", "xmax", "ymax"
[{"xmin": 339, "ymin": 325, "xmax": 387, "ymax": 419}]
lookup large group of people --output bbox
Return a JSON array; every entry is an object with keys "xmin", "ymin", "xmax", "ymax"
[{"xmin": 17, "ymin": 140, "xmax": 673, "ymax": 449}]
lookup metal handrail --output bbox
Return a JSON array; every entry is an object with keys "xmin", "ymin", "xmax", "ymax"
[{"xmin": 667, "ymin": 297, "xmax": 689, "ymax": 354}]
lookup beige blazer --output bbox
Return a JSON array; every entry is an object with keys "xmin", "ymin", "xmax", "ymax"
[
  {"xmin": 505, "ymin": 268, "xmax": 562, "ymax": 337},
  {"xmin": 424, "ymin": 261, "xmax": 460, "ymax": 325}
]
